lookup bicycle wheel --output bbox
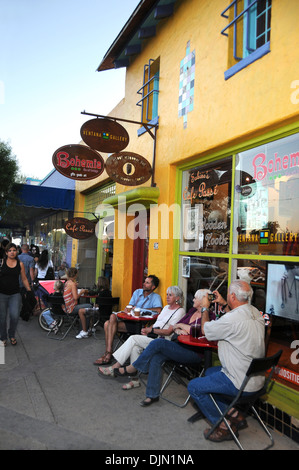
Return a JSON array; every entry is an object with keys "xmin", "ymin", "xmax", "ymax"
[{"xmin": 38, "ymin": 308, "xmax": 63, "ymax": 332}]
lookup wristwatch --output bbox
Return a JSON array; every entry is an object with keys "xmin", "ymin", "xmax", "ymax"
[{"xmin": 201, "ymin": 307, "xmax": 208, "ymax": 313}]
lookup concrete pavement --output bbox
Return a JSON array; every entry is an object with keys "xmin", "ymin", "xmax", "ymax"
[{"xmin": 0, "ymin": 314, "xmax": 298, "ymax": 452}]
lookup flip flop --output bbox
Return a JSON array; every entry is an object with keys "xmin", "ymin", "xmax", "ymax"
[
  {"xmin": 122, "ymin": 380, "xmax": 141, "ymax": 390},
  {"xmin": 10, "ymin": 338, "xmax": 17, "ymax": 346}
]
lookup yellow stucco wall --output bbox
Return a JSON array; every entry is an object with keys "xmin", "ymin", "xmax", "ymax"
[{"xmin": 75, "ymin": 0, "xmax": 299, "ymax": 305}]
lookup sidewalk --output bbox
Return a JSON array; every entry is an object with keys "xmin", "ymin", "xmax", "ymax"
[{"xmin": 0, "ymin": 314, "xmax": 298, "ymax": 452}]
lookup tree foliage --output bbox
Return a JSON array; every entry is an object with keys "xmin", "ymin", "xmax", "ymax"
[{"xmin": 0, "ymin": 140, "xmax": 21, "ymax": 220}]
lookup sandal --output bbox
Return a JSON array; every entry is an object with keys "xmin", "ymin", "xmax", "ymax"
[
  {"xmin": 10, "ymin": 338, "xmax": 17, "ymax": 346},
  {"xmin": 93, "ymin": 351, "xmax": 112, "ymax": 365},
  {"xmin": 122, "ymin": 379, "xmax": 141, "ymax": 390},
  {"xmin": 204, "ymin": 423, "xmax": 239, "ymax": 442},
  {"xmin": 98, "ymin": 366, "xmax": 115, "ymax": 377},
  {"xmin": 1, "ymin": 340, "xmax": 7, "ymax": 347},
  {"xmin": 114, "ymin": 366, "xmax": 138, "ymax": 377},
  {"xmin": 227, "ymin": 409, "xmax": 248, "ymax": 430}
]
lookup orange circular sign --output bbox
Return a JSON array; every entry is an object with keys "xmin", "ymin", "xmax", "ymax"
[
  {"xmin": 52, "ymin": 144, "xmax": 105, "ymax": 181},
  {"xmin": 105, "ymin": 152, "xmax": 152, "ymax": 186},
  {"xmin": 80, "ymin": 118, "xmax": 129, "ymax": 153}
]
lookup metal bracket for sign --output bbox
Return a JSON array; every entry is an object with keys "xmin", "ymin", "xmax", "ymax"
[
  {"xmin": 72, "ymin": 211, "xmax": 100, "ymax": 221},
  {"xmin": 81, "ymin": 111, "xmax": 158, "ymax": 187}
]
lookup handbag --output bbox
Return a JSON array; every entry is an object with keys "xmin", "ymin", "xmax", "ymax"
[{"xmin": 147, "ymin": 307, "xmax": 181, "ymax": 339}]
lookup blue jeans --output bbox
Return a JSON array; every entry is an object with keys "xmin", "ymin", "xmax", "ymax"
[
  {"xmin": 42, "ymin": 308, "xmax": 55, "ymax": 326},
  {"xmin": 0, "ymin": 292, "xmax": 22, "ymax": 341},
  {"xmin": 187, "ymin": 366, "xmax": 255, "ymax": 425},
  {"xmin": 133, "ymin": 338, "xmax": 202, "ymax": 399}
]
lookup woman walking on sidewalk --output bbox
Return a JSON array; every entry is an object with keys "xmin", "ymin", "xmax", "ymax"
[{"xmin": 0, "ymin": 242, "xmax": 32, "ymax": 346}]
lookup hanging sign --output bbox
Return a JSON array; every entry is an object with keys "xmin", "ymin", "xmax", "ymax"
[
  {"xmin": 105, "ymin": 152, "xmax": 152, "ymax": 186},
  {"xmin": 80, "ymin": 118, "xmax": 129, "ymax": 153},
  {"xmin": 52, "ymin": 144, "xmax": 105, "ymax": 180},
  {"xmin": 64, "ymin": 217, "xmax": 96, "ymax": 239}
]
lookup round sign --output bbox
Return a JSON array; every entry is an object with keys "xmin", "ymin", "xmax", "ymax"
[
  {"xmin": 80, "ymin": 118, "xmax": 129, "ymax": 153},
  {"xmin": 105, "ymin": 152, "xmax": 152, "ymax": 186},
  {"xmin": 64, "ymin": 217, "xmax": 96, "ymax": 240},
  {"xmin": 52, "ymin": 144, "xmax": 105, "ymax": 181}
]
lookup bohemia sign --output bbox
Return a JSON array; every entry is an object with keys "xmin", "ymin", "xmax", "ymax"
[
  {"xmin": 52, "ymin": 144, "xmax": 105, "ymax": 180},
  {"xmin": 80, "ymin": 118, "xmax": 129, "ymax": 153},
  {"xmin": 64, "ymin": 217, "xmax": 96, "ymax": 240}
]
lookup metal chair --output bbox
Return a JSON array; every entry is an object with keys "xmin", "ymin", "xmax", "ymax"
[
  {"xmin": 160, "ymin": 360, "xmax": 204, "ymax": 408},
  {"xmin": 95, "ymin": 296, "xmax": 120, "ymax": 327},
  {"xmin": 45, "ymin": 295, "xmax": 79, "ymax": 341},
  {"xmin": 205, "ymin": 349, "xmax": 282, "ymax": 450}
]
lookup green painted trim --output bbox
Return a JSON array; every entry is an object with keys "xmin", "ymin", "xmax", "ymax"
[
  {"xmin": 177, "ymin": 121, "xmax": 299, "ymax": 172},
  {"xmin": 102, "ymin": 186, "xmax": 160, "ymax": 209},
  {"xmin": 266, "ymin": 381, "xmax": 299, "ymax": 419},
  {"xmin": 172, "ymin": 169, "xmax": 182, "ymax": 284},
  {"xmin": 95, "ymin": 222, "xmax": 104, "ymax": 282}
]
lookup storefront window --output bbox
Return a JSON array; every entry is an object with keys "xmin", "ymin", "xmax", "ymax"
[
  {"xmin": 32, "ymin": 211, "xmax": 69, "ymax": 269},
  {"xmin": 179, "ymin": 255, "xmax": 229, "ymax": 312},
  {"xmin": 233, "ymin": 132, "xmax": 299, "ymax": 256},
  {"xmin": 180, "ymin": 158, "xmax": 232, "ymax": 253}
]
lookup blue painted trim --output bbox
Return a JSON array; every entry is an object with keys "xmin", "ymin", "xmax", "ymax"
[
  {"xmin": 224, "ymin": 41, "xmax": 270, "ymax": 80},
  {"xmin": 137, "ymin": 116, "xmax": 159, "ymax": 137}
]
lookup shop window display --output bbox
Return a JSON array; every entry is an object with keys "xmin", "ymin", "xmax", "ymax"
[
  {"xmin": 180, "ymin": 158, "xmax": 232, "ymax": 254},
  {"xmin": 179, "ymin": 255, "xmax": 228, "ymax": 313},
  {"xmin": 233, "ymin": 132, "xmax": 299, "ymax": 256}
]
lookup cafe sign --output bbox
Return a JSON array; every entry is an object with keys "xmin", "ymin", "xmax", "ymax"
[
  {"xmin": 52, "ymin": 144, "xmax": 105, "ymax": 181},
  {"xmin": 64, "ymin": 217, "xmax": 96, "ymax": 240},
  {"xmin": 105, "ymin": 152, "xmax": 152, "ymax": 186},
  {"xmin": 80, "ymin": 118, "xmax": 129, "ymax": 153}
]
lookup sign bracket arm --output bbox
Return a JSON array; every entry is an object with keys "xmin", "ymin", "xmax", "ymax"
[{"xmin": 81, "ymin": 111, "xmax": 158, "ymax": 187}]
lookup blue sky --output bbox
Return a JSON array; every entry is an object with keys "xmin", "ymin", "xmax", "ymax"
[{"xmin": 0, "ymin": 0, "xmax": 140, "ymax": 179}]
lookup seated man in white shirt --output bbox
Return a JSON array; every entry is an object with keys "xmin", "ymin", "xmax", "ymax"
[
  {"xmin": 94, "ymin": 275, "xmax": 162, "ymax": 366},
  {"xmin": 188, "ymin": 280, "xmax": 265, "ymax": 443}
]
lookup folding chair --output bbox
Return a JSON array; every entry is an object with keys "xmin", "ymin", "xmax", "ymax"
[
  {"xmin": 46, "ymin": 296, "xmax": 79, "ymax": 341},
  {"xmin": 95, "ymin": 297, "xmax": 120, "ymax": 328},
  {"xmin": 205, "ymin": 349, "xmax": 282, "ymax": 450},
  {"xmin": 160, "ymin": 360, "xmax": 204, "ymax": 408}
]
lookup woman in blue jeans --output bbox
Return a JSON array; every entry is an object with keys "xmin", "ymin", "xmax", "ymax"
[
  {"xmin": 118, "ymin": 289, "xmax": 214, "ymax": 406},
  {"xmin": 134, "ymin": 338, "xmax": 202, "ymax": 406},
  {"xmin": 0, "ymin": 243, "xmax": 32, "ymax": 346}
]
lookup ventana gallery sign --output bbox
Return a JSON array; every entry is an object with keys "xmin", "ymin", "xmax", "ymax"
[{"xmin": 52, "ymin": 118, "xmax": 152, "ymax": 185}]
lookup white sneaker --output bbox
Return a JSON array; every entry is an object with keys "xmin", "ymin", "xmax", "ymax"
[{"xmin": 76, "ymin": 330, "xmax": 89, "ymax": 339}]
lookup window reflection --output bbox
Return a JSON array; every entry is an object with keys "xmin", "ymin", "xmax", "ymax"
[
  {"xmin": 181, "ymin": 158, "xmax": 232, "ymax": 253},
  {"xmin": 234, "ymin": 133, "xmax": 299, "ymax": 255}
]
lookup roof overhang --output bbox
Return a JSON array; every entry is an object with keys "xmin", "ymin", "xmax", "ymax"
[{"xmin": 97, "ymin": 0, "xmax": 178, "ymax": 71}]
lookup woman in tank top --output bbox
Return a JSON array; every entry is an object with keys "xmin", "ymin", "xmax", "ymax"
[{"xmin": 0, "ymin": 242, "xmax": 32, "ymax": 346}]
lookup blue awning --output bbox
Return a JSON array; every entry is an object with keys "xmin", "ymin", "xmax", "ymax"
[{"xmin": 16, "ymin": 184, "xmax": 75, "ymax": 211}]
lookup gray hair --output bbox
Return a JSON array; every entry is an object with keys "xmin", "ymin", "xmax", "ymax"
[
  {"xmin": 229, "ymin": 280, "xmax": 253, "ymax": 303},
  {"xmin": 194, "ymin": 289, "xmax": 210, "ymax": 301},
  {"xmin": 167, "ymin": 286, "xmax": 184, "ymax": 306}
]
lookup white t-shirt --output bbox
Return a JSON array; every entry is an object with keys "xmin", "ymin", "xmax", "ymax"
[
  {"xmin": 35, "ymin": 260, "xmax": 54, "ymax": 279},
  {"xmin": 153, "ymin": 305, "xmax": 185, "ymax": 339},
  {"xmin": 204, "ymin": 303, "xmax": 265, "ymax": 392}
]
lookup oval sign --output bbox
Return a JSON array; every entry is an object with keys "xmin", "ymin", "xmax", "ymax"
[
  {"xmin": 105, "ymin": 152, "xmax": 152, "ymax": 186},
  {"xmin": 64, "ymin": 217, "xmax": 96, "ymax": 240},
  {"xmin": 52, "ymin": 144, "xmax": 105, "ymax": 181},
  {"xmin": 80, "ymin": 118, "xmax": 129, "ymax": 153}
]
